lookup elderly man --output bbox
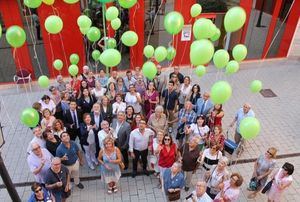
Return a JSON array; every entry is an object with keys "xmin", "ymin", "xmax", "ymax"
[
  {"xmin": 27, "ymin": 126, "xmax": 46, "ymax": 154},
  {"xmin": 111, "ymin": 111, "xmax": 131, "ymax": 170},
  {"xmin": 56, "ymin": 75, "xmax": 66, "ymax": 92},
  {"xmin": 147, "ymin": 105, "xmax": 168, "ymax": 133},
  {"xmin": 129, "ymin": 119, "xmax": 155, "ymax": 178},
  {"xmin": 195, "ymin": 92, "xmax": 213, "ymax": 117},
  {"xmin": 45, "ymin": 157, "xmax": 71, "ymax": 202},
  {"xmin": 169, "ymin": 66, "xmax": 184, "ymax": 84},
  {"xmin": 108, "ymin": 70, "xmax": 118, "ymax": 84},
  {"xmin": 230, "ymin": 103, "xmax": 255, "ymax": 144},
  {"xmin": 27, "ymin": 142, "xmax": 53, "ymax": 184},
  {"xmin": 81, "ymin": 65, "xmax": 89, "ymax": 80},
  {"xmin": 56, "ymin": 132, "xmax": 84, "ymax": 189},
  {"xmin": 186, "ymin": 181, "xmax": 212, "ymax": 202},
  {"xmin": 97, "ymin": 120, "xmax": 114, "ymax": 149},
  {"xmin": 179, "ymin": 136, "xmax": 201, "ymax": 191}
]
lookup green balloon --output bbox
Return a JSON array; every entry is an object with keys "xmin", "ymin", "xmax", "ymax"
[
  {"xmin": 225, "ymin": 60, "xmax": 239, "ymax": 75},
  {"xmin": 92, "ymin": 50, "xmax": 101, "ymax": 61},
  {"xmin": 154, "ymin": 46, "xmax": 167, "ymax": 62},
  {"xmin": 6, "ymin": 26, "xmax": 26, "ymax": 48},
  {"xmin": 211, "ymin": 28, "xmax": 221, "ymax": 42},
  {"xmin": 121, "ymin": 31, "xmax": 138, "ymax": 47},
  {"xmin": 106, "ymin": 6, "xmax": 119, "ymax": 21},
  {"xmin": 100, "ymin": 49, "xmax": 121, "ymax": 67},
  {"xmin": 250, "ymin": 80, "xmax": 262, "ymax": 93},
  {"xmin": 195, "ymin": 65, "xmax": 206, "ymax": 77},
  {"xmin": 63, "ymin": 0, "xmax": 79, "ymax": 3},
  {"xmin": 70, "ymin": 53, "xmax": 79, "ymax": 65},
  {"xmin": 239, "ymin": 117, "xmax": 261, "ymax": 140},
  {"xmin": 20, "ymin": 108, "xmax": 39, "ymax": 127},
  {"xmin": 213, "ymin": 49, "xmax": 229, "ymax": 69},
  {"xmin": 53, "ymin": 59, "xmax": 63, "ymax": 70},
  {"xmin": 0, "ymin": 24, "xmax": 2, "ymax": 39},
  {"xmin": 210, "ymin": 80, "xmax": 232, "ymax": 104},
  {"xmin": 38, "ymin": 75, "xmax": 50, "ymax": 88},
  {"xmin": 107, "ymin": 38, "xmax": 117, "ymax": 49},
  {"xmin": 98, "ymin": 0, "xmax": 115, "ymax": 3},
  {"xmin": 111, "ymin": 18, "xmax": 121, "ymax": 30},
  {"xmin": 164, "ymin": 11, "xmax": 184, "ymax": 35},
  {"xmin": 232, "ymin": 44, "xmax": 247, "ymax": 62},
  {"xmin": 190, "ymin": 39, "xmax": 214, "ymax": 66},
  {"xmin": 193, "ymin": 18, "xmax": 216, "ymax": 40},
  {"xmin": 68, "ymin": 64, "xmax": 79, "ymax": 76},
  {"xmin": 224, "ymin": 6, "xmax": 246, "ymax": 32},
  {"xmin": 80, "ymin": 27, "xmax": 89, "ymax": 35},
  {"xmin": 166, "ymin": 46, "xmax": 176, "ymax": 61},
  {"xmin": 142, "ymin": 61, "xmax": 157, "ymax": 80},
  {"xmin": 118, "ymin": 0, "xmax": 137, "ymax": 9},
  {"xmin": 144, "ymin": 45, "xmax": 155, "ymax": 58},
  {"xmin": 45, "ymin": 15, "xmax": 63, "ymax": 34},
  {"xmin": 77, "ymin": 15, "xmax": 92, "ymax": 28},
  {"xmin": 87, "ymin": 27, "xmax": 101, "ymax": 42},
  {"xmin": 24, "ymin": 0, "xmax": 42, "ymax": 8},
  {"xmin": 190, "ymin": 4, "xmax": 202, "ymax": 17}
]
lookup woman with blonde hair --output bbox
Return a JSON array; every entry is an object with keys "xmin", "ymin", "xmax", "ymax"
[
  {"xmin": 248, "ymin": 147, "xmax": 277, "ymax": 199},
  {"xmin": 98, "ymin": 137, "xmax": 122, "ymax": 194}
]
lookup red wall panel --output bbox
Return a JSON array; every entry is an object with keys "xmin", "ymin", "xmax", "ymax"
[
  {"xmin": 240, "ymin": 0, "xmax": 253, "ymax": 44},
  {"xmin": 0, "ymin": 0, "xmax": 35, "ymax": 78},
  {"xmin": 129, "ymin": 0, "xmax": 144, "ymax": 69},
  {"xmin": 173, "ymin": 0, "xmax": 196, "ymax": 66},
  {"xmin": 38, "ymin": 1, "xmax": 85, "ymax": 77}
]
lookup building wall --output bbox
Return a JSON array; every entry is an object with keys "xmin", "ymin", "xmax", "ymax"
[{"xmin": 288, "ymin": 18, "xmax": 300, "ymax": 58}]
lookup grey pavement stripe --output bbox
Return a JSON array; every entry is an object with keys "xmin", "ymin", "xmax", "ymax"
[{"xmin": 1, "ymin": 152, "xmax": 299, "ymax": 189}]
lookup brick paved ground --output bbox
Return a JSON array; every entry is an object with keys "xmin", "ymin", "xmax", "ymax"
[{"xmin": 0, "ymin": 58, "xmax": 299, "ymax": 201}]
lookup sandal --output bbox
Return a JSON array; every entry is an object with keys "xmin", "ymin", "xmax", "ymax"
[
  {"xmin": 107, "ymin": 187, "xmax": 113, "ymax": 194},
  {"xmin": 113, "ymin": 186, "xmax": 118, "ymax": 193}
]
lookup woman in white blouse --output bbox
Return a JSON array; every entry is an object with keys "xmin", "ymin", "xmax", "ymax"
[
  {"xmin": 91, "ymin": 80, "xmax": 106, "ymax": 101},
  {"xmin": 125, "ymin": 84, "xmax": 142, "ymax": 114},
  {"xmin": 188, "ymin": 115, "xmax": 210, "ymax": 150},
  {"xmin": 178, "ymin": 76, "xmax": 192, "ymax": 109},
  {"xmin": 112, "ymin": 93, "xmax": 126, "ymax": 116}
]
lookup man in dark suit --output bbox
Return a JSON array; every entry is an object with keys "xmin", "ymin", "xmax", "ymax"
[
  {"xmin": 63, "ymin": 99, "xmax": 83, "ymax": 141},
  {"xmin": 111, "ymin": 111, "xmax": 131, "ymax": 170},
  {"xmin": 90, "ymin": 103, "xmax": 103, "ymax": 159}
]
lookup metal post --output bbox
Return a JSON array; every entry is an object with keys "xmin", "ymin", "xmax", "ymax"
[
  {"xmin": 102, "ymin": 3, "xmax": 109, "ymax": 76},
  {"xmin": 0, "ymin": 153, "xmax": 21, "ymax": 202},
  {"xmin": 225, "ymin": 32, "xmax": 231, "ymax": 50}
]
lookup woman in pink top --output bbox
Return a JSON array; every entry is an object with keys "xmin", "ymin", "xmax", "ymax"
[
  {"xmin": 144, "ymin": 82, "xmax": 159, "ymax": 119},
  {"xmin": 267, "ymin": 162, "xmax": 294, "ymax": 202}
]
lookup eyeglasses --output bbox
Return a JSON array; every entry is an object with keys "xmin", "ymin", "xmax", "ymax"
[
  {"xmin": 230, "ymin": 176, "xmax": 238, "ymax": 182},
  {"xmin": 32, "ymin": 146, "xmax": 41, "ymax": 151},
  {"xmin": 35, "ymin": 188, "xmax": 42, "ymax": 193},
  {"xmin": 267, "ymin": 151, "xmax": 273, "ymax": 156}
]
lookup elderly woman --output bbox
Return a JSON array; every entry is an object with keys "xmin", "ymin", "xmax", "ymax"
[
  {"xmin": 179, "ymin": 136, "xmax": 201, "ymax": 192},
  {"xmin": 267, "ymin": 162, "xmax": 294, "ymax": 202},
  {"xmin": 200, "ymin": 142, "xmax": 222, "ymax": 171},
  {"xmin": 125, "ymin": 84, "xmax": 142, "ymax": 114},
  {"xmin": 80, "ymin": 113, "xmax": 99, "ymax": 170},
  {"xmin": 163, "ymin": 162, "xmax": 185, "ymax": 201},
  {"xmin": 41, "ymin": 108, "xmax": 56, "ymax": 130},
  {"xmin": 144, "ymin": 81, "xmax": 159, "ymax": 119},
  {"xmin": 248, "ymin": 147, "xmax": 277, "ymax": 199},
  {"xmin": 98, "ymin": 137, "xmax": 122, "ymax": 194},
  {"xmin": 112, "ymin": 93, "xmax": 126, "ymax": 116},
  {"xmin": 148, "ymin": 105, "xmax": 168, "ymax": 133},
  {"xmin": 39, "ymin": 95, "xmax": 56, "ymax": 115},
  {"xmin": 43, "ymin": 130, "xmax": 61, "ymax": 156},
  {"xmin": 188, "ymin": 115, "xmax": 210, "ymax": 150},
  {"xmin": 28, "ymin": 182, "xmax": 54, "ymax": 202},
  {"xmin": 97, "ymin": 120, "xmax": 114, "ymax": 149},
  {"xmin": 205, "ymin": 156, "xmax": 230, "ymax": 199},
  {"xmin": 152, "ymin": 130, "xmax": 164, "ymax": 177},
  {"xmin": 214, "ymin": 173, "xmax": 243, "ymax": 202}
]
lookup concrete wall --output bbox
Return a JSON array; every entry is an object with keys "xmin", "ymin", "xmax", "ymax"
[{"xmin": 288, "ymin": 18, "xmax": 300, "ymax": 58}]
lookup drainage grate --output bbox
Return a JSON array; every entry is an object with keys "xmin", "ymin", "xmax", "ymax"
[{"xmin": 260, "ymin": 89, "xmax": 277, "ymax": 97}]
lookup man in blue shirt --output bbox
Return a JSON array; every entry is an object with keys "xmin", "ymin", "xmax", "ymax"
[
  {"xmin": 56, "ymin": 132, "xmax": 84, "ymax": 189},
  {"xmin": 230, "ymin": 103, "xmax": 255, "ymax": 144}
]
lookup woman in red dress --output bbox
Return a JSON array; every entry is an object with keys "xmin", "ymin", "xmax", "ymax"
[
  {"xmin": 208, "ymin": 104, "xmax": 224, "ymax": 130},
  {"xmin": 144, "ymin": 82, "xmax": 159, "ymax": 120}
]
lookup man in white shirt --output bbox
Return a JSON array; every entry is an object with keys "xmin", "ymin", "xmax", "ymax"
[
  {"xmin": 107, "ymin": 70, "xmax": 118, "ymax": 84},
  {"xmin": 27, "ymin": 127, "xmax": 46, "ymax": 154},
  {"xmin": 129, "ymin": 119, "xmax": 154, "ymax": 178},
  {"xmin": 186, "ymin": 181, "xmax": 212, "ymax": 202}
]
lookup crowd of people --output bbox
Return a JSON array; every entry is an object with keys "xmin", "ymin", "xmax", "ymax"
[{"xmin": 26, "ymin": 65, "xmax": 294, "ymax": 202}]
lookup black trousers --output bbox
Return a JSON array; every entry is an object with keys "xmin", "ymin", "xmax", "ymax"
[
  {"xmin": 133, "ymin": 149, "xmax": 148, "ymax": 171},
  {"xmin": 120, "ymin": 148, "xmax": 129, "ymax": 168}
]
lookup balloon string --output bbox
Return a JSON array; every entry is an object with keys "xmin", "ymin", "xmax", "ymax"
[
  {"xmin": 146, "ymin": 1, "xmax": 163, "ymax": 45},
  {"xmin": 48, "ymin": 33, "xmax": 56, "ymax": 77}
]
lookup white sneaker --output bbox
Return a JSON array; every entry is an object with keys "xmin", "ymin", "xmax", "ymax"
[{"xmin": 89, "ymin": 164, "xmax": 95, "ymax": 170}]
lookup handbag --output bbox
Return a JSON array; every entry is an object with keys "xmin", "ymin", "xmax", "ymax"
[
  {"xmin": 261, "ymin": 179, "xmax": 273, "ymax": 194},
  {"xmin": 119, "ymin": 161, "xmax": 125, "ymax": 170},
  {"xmin": 168, "ymin": 190, "xmax": 181, "ymax": 201},
  {"xmin": 249, "ymin": 177, "xmax": 260, "ymax": 191}
]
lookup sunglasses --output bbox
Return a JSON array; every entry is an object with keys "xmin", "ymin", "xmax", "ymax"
[
  {"xmin": 164, "ymin": 138, "xmax": 171, "ymax": 141},
  {"xmin": 35, "ymin": 188, "xmax": 42, "ymax": 193},
  {"xmin": 267, "ymin": 151, "xmax": 273, "ymax": 156}
]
